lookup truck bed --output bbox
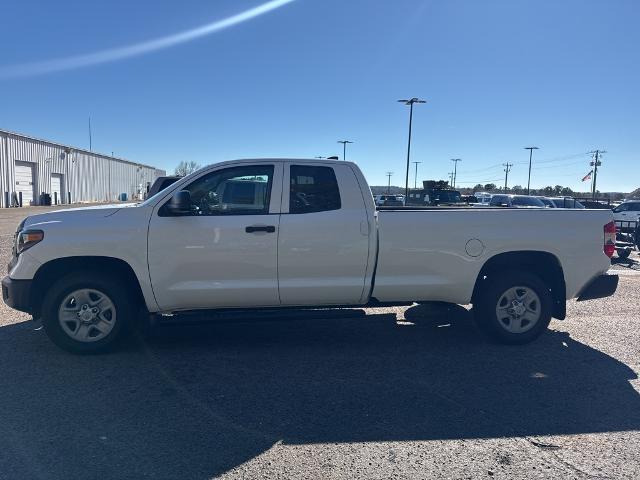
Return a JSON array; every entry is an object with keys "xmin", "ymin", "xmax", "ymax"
[{"xmin": 372, "ymin": 208, "xmax": 613, "ymax": 304}]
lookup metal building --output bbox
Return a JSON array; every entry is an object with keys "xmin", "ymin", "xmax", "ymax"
[{"xmin": 0, "ymin": 129, "xmax": 166, "ymax": 208}]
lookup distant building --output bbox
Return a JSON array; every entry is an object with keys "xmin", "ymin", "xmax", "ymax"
[{"xmin": 0, "ymin": 128, "xmax": 165, "ymax": 207}]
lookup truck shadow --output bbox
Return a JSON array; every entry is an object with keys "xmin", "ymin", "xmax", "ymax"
[{"xmin": 0, "ymin": 305, "xmax": 638, "ymax": 479}]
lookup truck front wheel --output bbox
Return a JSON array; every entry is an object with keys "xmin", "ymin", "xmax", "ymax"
[
  {"xmin": 41, "ymin": 272, "xmax": 131, "ymax": 354},
  {"xmin": 474, "ymin": 271, "xmax": 553, "ymax": 344}
]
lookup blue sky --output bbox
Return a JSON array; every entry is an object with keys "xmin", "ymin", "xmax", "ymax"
[{"xmin": 1, "ymin": 0, "xmax": 638, "ymax": 192}]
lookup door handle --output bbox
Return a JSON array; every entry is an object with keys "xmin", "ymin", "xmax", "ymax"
[{"xmin": 245, "ymin": 225, "xmax": 276, "ymax": 233}]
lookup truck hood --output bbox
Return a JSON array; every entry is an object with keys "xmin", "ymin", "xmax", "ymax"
[{"xmin": 23, "ymin": 203, "xmax": 138, "ymax": 229}]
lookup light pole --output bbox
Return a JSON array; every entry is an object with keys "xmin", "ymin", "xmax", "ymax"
[
  {"xmin": 398, "ymin": 97, "xmax": 426, "ymax": 199},
  {"xmin": 337, "ymin": 140, "xmax": 353, "ymax": 161},
  {"xmin": 386, "ymin": 172, "xmax": 393, "ymax": 194},
  {"xmin": 450, "ymin": 158, "xmax": 461, "ymax": 188},
  {"xmin": 524, "ymin": 146, "xmax": 539, "ymax": 195},
  {"xmin": 412, "ymin": 161, "xmax": 422, "ymax": 189}
]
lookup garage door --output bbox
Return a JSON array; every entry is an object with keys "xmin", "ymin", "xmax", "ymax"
[
  {"xmin": 15, "ymin": 162, "xmax": 35, "ymax": 206},
  {"xmin": 51, "ymin": 174, "xmax": 62, "ymax": 205}
]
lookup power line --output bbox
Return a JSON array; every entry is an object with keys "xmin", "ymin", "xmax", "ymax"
[
  {"xmin": 588, "ymin": 150, "xmax": 606, "ymax": 199},
  {"xmin": 450, "ymin": 158, "xmax": 461, "ymax": 188},
  {"xmin": 455, "ymin": 177, "xmax": 503, "ymax": 184},
  {"xmin": 503, "ymin": 163, "xmax": 513, "ymax": 192},
  {"xmin": 412, "ymin": 161, "xmax": 422, "ymax": 189}
]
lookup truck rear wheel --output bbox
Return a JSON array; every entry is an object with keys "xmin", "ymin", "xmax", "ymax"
[
  {"xmin": 474, "ymin": 271, "xmax": 552, "ymax": 344},
  {"xmin": 41, "ymin": 272, "xmax": 131, "ymax": 354}
]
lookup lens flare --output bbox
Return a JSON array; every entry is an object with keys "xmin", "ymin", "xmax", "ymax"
[{"xmin": 0, "ymin": 0, "xmax": 296, "ymax": 79}]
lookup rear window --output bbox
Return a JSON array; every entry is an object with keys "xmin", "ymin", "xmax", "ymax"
[
  {"xmin": 551, "ymin": 198, "xmax": 585, "ymax": 208},
  {"xmin": 290, "ymin": 165, "xmax": 341, "ymax": 214},
  {"xmin": 437, "ymin": 191, "xmax": 461, "ymax": 203},
  {"xmin": 512, "ymin": 196, "xmax": 545, "ymax": 207}
]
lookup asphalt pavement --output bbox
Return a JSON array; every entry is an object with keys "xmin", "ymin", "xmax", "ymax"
[{"xmin": 0, "ymin": 205, "xmax": 639, "ymax": 480}]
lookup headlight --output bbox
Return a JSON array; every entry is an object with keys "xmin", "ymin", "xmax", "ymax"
[{"xmin": 16, "ymin": 230, "xmax": 44, "ymax": 255}]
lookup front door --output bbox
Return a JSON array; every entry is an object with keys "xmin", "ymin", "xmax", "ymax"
[{"xmin": 148, "ymin": 163, "xmax": 282, "ymax": 311}]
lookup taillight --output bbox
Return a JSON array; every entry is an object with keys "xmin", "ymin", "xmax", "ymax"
[{"xmin": 604, "ymin": 221, "xmax": 616, "ymax": 258}]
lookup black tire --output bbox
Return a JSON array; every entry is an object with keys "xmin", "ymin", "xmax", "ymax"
[
  {"xmin": 41, "ymin": 272, "xmax": 132, "ymax": 354},
  {"xmin": 617, "ymin": 248, "xmax": 631, "ymax": 259},
  {"xmin": 474, "ymin": 270, "xmax": 553, "ymax": 345}
]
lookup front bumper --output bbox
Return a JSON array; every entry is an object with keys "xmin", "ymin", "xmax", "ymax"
[
  {"xmin": 2, "ymin": 276, "xmax": 33, "ymax": 314},
  {"xmin": 577, "ymin": 274, "xmax": 619, "ymax": 301}
]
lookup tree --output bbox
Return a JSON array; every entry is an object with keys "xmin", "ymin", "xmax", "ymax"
[
  {"xmin": 174, "ymin": 161, "xmax": 201, "ymax": 176},
  {"xmin": 611, "ymin": 192, "xmax": 625, "ymax": 201},
  {"xmin": 629, "ymin": 188, "xmax": 640, "ymax": 199},
  {"xmin": 560, "ymin": 187, "xmax": 574, "ymax": 196},
  {"xmin": 553, "ymin": 185, "xmax": 563, "ymax": 196},
  {"xmin": 473, "ymin": 184, "xmax": 484, "ymax": 192},
  {"xmin": 484, "ymin": 183, "xmax": 497, "ymax": 191},
  {"xmin": 543, "ymin": 186, "xmax": 554, "ymax": 196},
  {"xmin": 511, "ymin": 185, "xmax": 523, "ymax": 194}
]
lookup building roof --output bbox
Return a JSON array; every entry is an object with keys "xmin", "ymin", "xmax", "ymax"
[{"xmin": 0, "ymin": 127, "xmax": 159, "ymax": 170}]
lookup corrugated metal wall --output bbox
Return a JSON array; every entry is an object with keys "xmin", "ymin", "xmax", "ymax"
[{"xmin": 0, "ymin": 129, "xmax": 166, "ymax": 207}]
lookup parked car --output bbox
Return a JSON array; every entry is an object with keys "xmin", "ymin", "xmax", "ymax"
[
  {"xmin": 613, "ymin": 200, "xmax": 640, "ymax": 223},
  {"xmin": 489, "ymin": 194, "xmax": 546, "ymax": 208},
  {"xmin": 3, "ymin": 158, "xmax": 617, "ymax": 353},
  {"xmin": 144, "ymin": 176, "xmax": 181, "ymax": 200},
  {"xmin": 375, "ymin": 194, "xmax": 405, "ymax": 207},
  {"xmin": 472, "ymin": 192, "xmax": 493, "ymax": 208},
  {"xmin": 474, "ymin": 192, "xmax": 493, "ymax": 205}
]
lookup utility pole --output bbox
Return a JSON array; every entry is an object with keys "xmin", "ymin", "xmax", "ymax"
[
  {"xmin": 337, "ymin": 140, "xmax": 353, "ymax": 161},
  {"xmin": 524, "ymin": 146, "xmax": 539, "ymax": 195},
  {"xmin": 412, "ymin": 161, "xmax": 422, "ymax": 188},
  {"xmin": 503, "ymin": 163, "xmax": 513, "ymax": 192},
  {"xmin": 589, "ymin": 150, "xmax": 605, "ymax": 199},
  {"xmin": 398, "ymin": 97, "xmax": 426, "ymax": 199},
  {"xmin": 386, "ymin": 172, "xmax": 393, "ymax": 194},
  {"xmin": 448, "ymin": 172, "xmax": 455, "ymax": 186},
  {"xmin": 450, "ymin": 158, "xmax": 461, "ymax": 188},
  {"xmin": 88, "ymin": 116, "xmax": 93, "ymax": 152}
]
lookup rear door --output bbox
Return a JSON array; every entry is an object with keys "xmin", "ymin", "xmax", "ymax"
[{"xmin": 277, "ymin": 163, "xmax": 371, "ymax": 305}]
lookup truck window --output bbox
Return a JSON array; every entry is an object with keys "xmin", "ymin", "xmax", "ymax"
[
  {"xmin": 170, "ymin": 165, "xmax": 273, "ymax": 216},
  {"xmin": 290, "ymin": 165, "xmax": 341, "ymax": 214},
  {"xmin": 489, "ymin": 195, "xmax": 507, "ymax": 206}
]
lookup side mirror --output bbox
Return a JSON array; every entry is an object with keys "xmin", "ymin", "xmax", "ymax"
[{"xmin": 166, "ymin": 190, "xmax": 192, "ymax": 215}]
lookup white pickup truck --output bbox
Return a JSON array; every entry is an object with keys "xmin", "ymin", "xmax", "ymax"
[{"xmin": 3, "ymin": 158, "xmax": 618, "ymax": 353}]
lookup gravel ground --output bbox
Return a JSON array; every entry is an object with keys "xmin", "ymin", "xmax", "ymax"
[{"xmin": 0, "ymin": 206, "xmax": 639, "ymax": 480}]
